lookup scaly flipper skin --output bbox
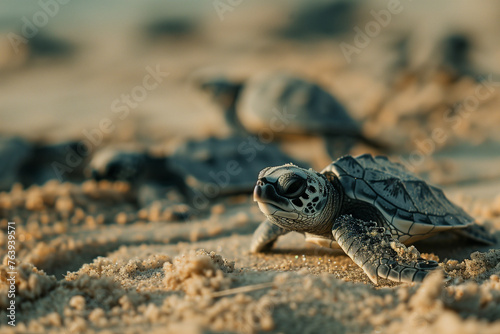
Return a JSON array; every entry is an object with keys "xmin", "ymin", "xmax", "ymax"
[
  {"xmin": 332, "ymin": 215, "xmax": 440, "ymax": 284},
  {"xmin": 250, "ymin": 220, "xmax": 289, "ymax": 253}
]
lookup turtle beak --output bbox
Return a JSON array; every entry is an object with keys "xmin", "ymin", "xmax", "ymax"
[
  {"xmin": 253, "ymin": 179, "xmax": 288, "ymax": 207},
  {"xmin": 253, "ymin": 179, "xmax": 265, "ymax": 202},
  {"xmin": 253, "ymin": 186, "xmax": 260, "ymax": 202},
  {"xmin": 254, "ymin": 179, "xmax": 285, "ymax": 205},
  {"xmin": 253, "ymin": 180, "xmax": 298, "ymax": 219}
]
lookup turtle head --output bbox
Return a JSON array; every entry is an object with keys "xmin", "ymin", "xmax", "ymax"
[
  {"xmin": 199, "ymin": 78, "xmax": 243, "ymax": 110},
  {"xmin": 87, "ymin": 148, "xmax": 146, "ymax": 183},
  {"xmin": 254, "ymin": 164, "xmax": 335, "ymax": 233}
]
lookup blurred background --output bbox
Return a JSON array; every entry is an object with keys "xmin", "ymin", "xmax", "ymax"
[
  {"xmin": 2, "ymin": 3, "xmax": 500, "ymax": 332},
  {"xmin": 1, "ymin": 0, "xmax": 500, "ymax": 195}
]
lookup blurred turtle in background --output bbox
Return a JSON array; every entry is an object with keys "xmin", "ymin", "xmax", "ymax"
[
  {"xmin": 0, "ymin": 137, "xmax": 31, "ymax": 190},
  {"xmin": 0, "ymin": 137, "xmax": 85, "ymax": 191},
  {"xmin": 402, "ymin": 32, "xmax": 476, "ymax": 83},
  {"xmin": 88, "ymin": 136, "xmax": 307, "ymax": 218},
  {"xmin": 199, "ymin": 71, "xmax": 386, "ymax": 159}
]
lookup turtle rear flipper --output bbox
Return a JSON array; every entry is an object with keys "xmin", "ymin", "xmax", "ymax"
[
  {"xmin": 332, "ymin": 214, "xmax": 441, "ymax": 284},
  {"xmin": 453, "ymin": 224, "xmax": 497, "ymax": 246}
]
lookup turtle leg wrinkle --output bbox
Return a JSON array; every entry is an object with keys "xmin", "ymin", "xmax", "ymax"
[
  {"xmin": 332, "ymin": 214, "xmax": 441, "ymax": 284},
  {"xmin": 250, "ymin": 219, "xmax": 289, "ymax": 253}
]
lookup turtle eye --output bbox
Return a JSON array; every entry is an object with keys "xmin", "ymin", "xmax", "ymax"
[{"xmin": 282, "ymin": 177, "xmax": 306, "ymax": 198}]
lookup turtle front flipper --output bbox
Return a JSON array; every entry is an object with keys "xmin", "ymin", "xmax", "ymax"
[
  {"xmin": 250, "ymin": 220, "xmax": 289, "ymax": 253},
  {"xmin": 332, "ymin": 214, "xmax": 440, "ymax": 284}
]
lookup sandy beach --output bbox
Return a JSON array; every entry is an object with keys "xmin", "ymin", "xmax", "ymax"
[{"xmin": 1, "ymin": 1, "xmax": 500, "ymax": 333}]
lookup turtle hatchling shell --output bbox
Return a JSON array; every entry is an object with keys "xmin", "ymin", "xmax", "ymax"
[{"xmin": 325, "ymin": 154, "xmax": 474, "ymax": 243}]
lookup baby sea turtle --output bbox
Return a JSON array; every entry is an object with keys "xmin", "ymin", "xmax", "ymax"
[
  {"xmin": 200, "ymin": 72, "xmax": 384, "ymax": 158},
  {"xmin": 251, "ymin": 154, "xmax": 496, "ymax": 284}
]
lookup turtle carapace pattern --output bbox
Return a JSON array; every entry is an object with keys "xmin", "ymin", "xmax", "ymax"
[{"xmin": 251, "ymin": 154, "xmax": 496, "ymax": 284}]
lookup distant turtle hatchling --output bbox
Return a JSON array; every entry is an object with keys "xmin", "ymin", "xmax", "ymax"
[
  {"xmin": 0, "ymin": 136, "xmax": 83, "ymax": 190},
  {"xmin": 251, "ymin": 153, "xmax": 496, "ymax": 284},
  {"xmin": 89, "ymin": 137, "xmax": 307, "ymax": 214},
  {"xmin": 200, "ymin": 71, "xmax": 385, "ymax": 158}
]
